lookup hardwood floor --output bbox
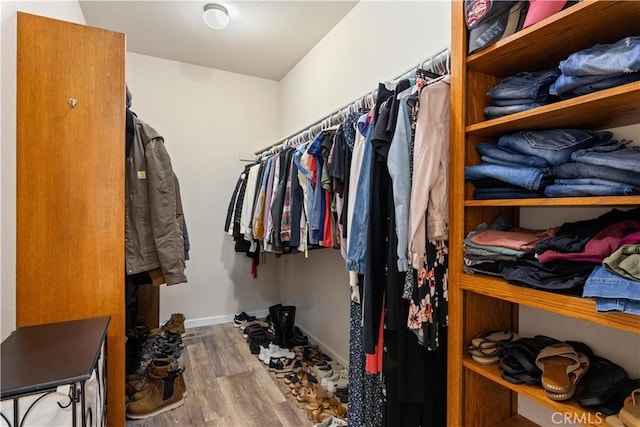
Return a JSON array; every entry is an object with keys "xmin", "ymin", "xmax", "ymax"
[{"xmin": 126, "ymin": 323, "xmax": 313, "ymax": 427}]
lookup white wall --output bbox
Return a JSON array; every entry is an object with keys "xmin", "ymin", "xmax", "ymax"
[
  {"xmin": 125, "ymin": 52, "xmax": 281, "ymax": 326},
  {"xmin": 276, "ymin": 1, "xmax": 451, "ymax": 363},
  {"xmin": 1, "ymin": 1, "xmax": 87, "ymax": 341}
]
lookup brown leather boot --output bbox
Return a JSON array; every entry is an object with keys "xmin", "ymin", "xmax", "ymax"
[
  {"xmin": 126, "ymin": 368, "xmax": 187, "ymax": 419},
  {"xmin": 149, "ymin": 313, "xmax": 186, "ymax": 337},
  {"xmin": 128, "ymin": 359, "xmax": 178, "ymax": 400}
]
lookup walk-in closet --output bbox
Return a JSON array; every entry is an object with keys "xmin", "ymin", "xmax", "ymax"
[{"xmin": 1, "ymin": 1, "xmax": 639, "ymax": 427}]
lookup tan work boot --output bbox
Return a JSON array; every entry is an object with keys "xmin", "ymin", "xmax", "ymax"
[
  {"xmin": 127, "ymin": 359, "xmax": 177, "ymax": 400},
  {"xmin": 126, "ymin": 369, "xmax": 187, "ymax": 419},
  {"xmin": 149, "ymin": 313, "xmax": 186, "ymax": 337}
]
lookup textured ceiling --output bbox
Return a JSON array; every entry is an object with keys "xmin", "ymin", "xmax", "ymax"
[{"xmin": 79, "ymin": 1, "xmax": 358, "ymax": 80}]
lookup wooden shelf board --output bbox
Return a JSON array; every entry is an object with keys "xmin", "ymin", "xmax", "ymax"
[
  {"xmin": 492, "ymin": 415, "xmax": 539, "ymax": 427},
  {"xmin": 464, "ymin": 357, "xmax": 603, "ymax": 426},
  {"xmin": 459, "ymin": 275, "xmax": 640, "ymax": 334},
  {"xmin": 466, "ymin": 82, "xmax": 640, "ymax": 137},
  {"xmin": 464, "ymin": 196, "xmax": 640, "ymax": 207},
  {"xmin": 467, "ymin": 1, "xmax": 640, "ymax": 77}
]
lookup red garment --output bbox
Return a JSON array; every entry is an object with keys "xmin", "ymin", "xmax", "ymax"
[
  {"xmin": 365, "ymin": 302, "xmax": 385, "ymax": 374},
  {"xmin": 321, "ymin": 191, "xmax": 333, "ymax": 248},
  {"xmin": 538, "ymin": 220, "xmax": 640, "ymax": 263}
]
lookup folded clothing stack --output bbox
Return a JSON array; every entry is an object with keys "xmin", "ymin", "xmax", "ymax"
[
  {"xmin": 550, "ymin": 36, "xmax": 640, "ymax": 100},
  {"xmin": 464, "ymin": 208, "xmax": 640, "ymax": 301},
  {"xmin": 484, "ymin": 69, "xmax": 560, "ymax": 119},
  {"xmin": 465, "ymin": 129, "xmax": 640, "ymax": 199},
  {"xmin": 483, "ymin": 35, "xmax": 640, "ymax": 119}
]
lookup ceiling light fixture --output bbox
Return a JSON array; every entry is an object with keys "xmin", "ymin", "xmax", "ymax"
[{"xmin": 203, "ymin": 3, "xmax": 230, "ymax": 30}]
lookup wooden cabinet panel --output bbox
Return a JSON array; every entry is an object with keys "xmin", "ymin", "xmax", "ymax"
[{"xmin": 17, "ymin": 12, "xmax": 125, "ymax": 426}]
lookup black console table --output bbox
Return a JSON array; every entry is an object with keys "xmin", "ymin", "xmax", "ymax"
[{"xmin": 1, "ymin": 316, "xmax": 110, "ymax": 427}]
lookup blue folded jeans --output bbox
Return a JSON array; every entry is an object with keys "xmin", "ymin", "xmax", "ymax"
[
  {"xmin": 561, "ymin": 72, "xmax": 640, "ymax": 99},
  {"xmin": 465, "ymin": 164, "xmax": 552, "ymax": 190},
  {"xmin": 583, "ymin": 266, "xmax": 640, "ymax": 301},
  {"xmin": 555, "ymin": 177, "xmax": 640, "ymax": 189},
  {"xmin": 492, "ymin": 98, "xmax": 542, "ymax": 107},
  {"xmin": 497, "ymin": 129, "xmax": 613, "ymax": 166},
  {"xmin": 552, "ymin": 162, "xmax": 640, "ymax": 187},
  {"xmin": 544, "ymin": 184, "xmax": 640, "ymax": 197},
  {"xmin": 551, "ymin": 72, "xmax": 639, "ymax": 95},
  {"xmin": 559, "ymin": 36, "xmax": 640, "ymax": 76},
  {"xmin": 571, "ymin": 146, "xmax": 640, "ymax": 173},
  {"xmin": 477, "ymin": 143, "xmax": 550, "ymax": 168},
  {"xmin": 487, "ymin": 69, "xmax": 561, "ymax": 101},
  {"xmin": 484, "ymin": 103, "xmax": 544, "ymax": 119},
  {"xmin": 473, "ymin": 187, "xmax": 543, "ymax": 199},
  {"xmin": 593, "ymin": 298, "xmax": 640, "ymax": 315}
]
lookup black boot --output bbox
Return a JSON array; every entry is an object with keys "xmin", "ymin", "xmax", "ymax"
[
  {"xmin": 267, "ymin": 304, "xmax": 283, "ymax": 343},
  {"xmin": 278, "ymin": 305, "xmax": 296, "ymax": 348}
]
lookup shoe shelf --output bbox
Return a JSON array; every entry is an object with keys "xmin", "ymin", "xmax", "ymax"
[
  {"xmin": 460, "ymin": 274, "xmax": 640, "ymax": 334},
  {"xmin": 449, "ymin": 0, "xmax": 640, "ymax": 425},
  {"xmin": 463, "ymin": 356, "xmax": 603, "ymax": 427},
  {"xmin": 492, "ymin": 415, "xmax": 539, "ymax": 427},
  {"xmin": 464, "ymin": 195, "xmax": 640, "ymax": 207},
  {"xmin": 466, "ymin": 81, "xmax": 640, "ymax": 137},
  {"xmin": 466, "ymin": 1, "xmax": 640, "ymax": 77}
]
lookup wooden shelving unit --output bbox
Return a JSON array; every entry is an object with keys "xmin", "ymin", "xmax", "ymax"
[{"xmin": 448, "ymin": 1, "xmax": 640, "ymax": 425}]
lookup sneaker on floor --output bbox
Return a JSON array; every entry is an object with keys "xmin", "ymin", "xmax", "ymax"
[{"xmin": 233, "ymin": 311, "xmax": 257, "ymax": 328}]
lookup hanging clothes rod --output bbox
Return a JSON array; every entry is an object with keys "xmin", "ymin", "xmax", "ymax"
[{"xmin": 252, "ymin": 46, "xmax": 450, "ymax": 159}]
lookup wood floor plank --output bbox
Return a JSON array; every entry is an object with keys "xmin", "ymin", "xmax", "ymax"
[{"xmin": 126, "ymin": 323, "xmax": 313, "ymax": 427}]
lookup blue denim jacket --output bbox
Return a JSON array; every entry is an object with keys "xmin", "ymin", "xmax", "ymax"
[
  {"xmin": 559, "ymin": 36, "xmax": 640, "ymax": 76},
  {"xmin": 387, "ymin": 94, "xmax": 413, "ymax": 271},
  {"xmin": 346, "ymin": 116, "xmax": 375, "ymax": 274}
]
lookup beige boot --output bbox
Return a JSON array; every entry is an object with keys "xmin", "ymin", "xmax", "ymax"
[
  {"xmin": 126, "ymin": 369, "xmax": 187, "ymax": 419},
  {"xmin": 129, "ymin": 359, "xmax": 178, "ymax": 400},
  {"xmin": 149, "ymin": 313, "xmax": 186, "ymax": 337}
]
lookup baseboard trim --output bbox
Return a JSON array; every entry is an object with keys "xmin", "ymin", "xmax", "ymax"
[{"xmin": 184, "ymin": 309, "xmax": 269, "ymax": 329}]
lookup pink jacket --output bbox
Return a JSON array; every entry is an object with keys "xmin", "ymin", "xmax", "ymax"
[{"xmin": 409, "ymin": 76, "xmax": 451, "ymax": 270}]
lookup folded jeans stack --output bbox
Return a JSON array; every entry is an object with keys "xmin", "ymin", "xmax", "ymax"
[
  {"xmin": 484, "ymin": 69, "xmax": 560, "ymax": 119},
  {"xmin": 466, "ymin": 129, "xmax": 617, "ymax": 199},
  {"xmin": 550, "ymin": 36, "xmax": 640, "ymax": 100}
]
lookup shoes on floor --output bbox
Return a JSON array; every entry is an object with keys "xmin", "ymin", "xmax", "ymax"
[
  {"xmin": 233, "ymin": 311, "xmax": 257, "ymax": 328},
  {"xmin": 126, "ymin": 368, "xmax": 187, "ymax": 419},
  {"xmin": 314, "ymin": 415, "xmax": 348, "ymax": 427},
  {"xmin": 150, "ymin": 313, "xmax": 186, "ymax": 337}
]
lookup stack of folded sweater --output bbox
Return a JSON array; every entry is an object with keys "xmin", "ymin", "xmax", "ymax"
[
  {"xmin": 550, "ymin": 36, "xmax": 640, "ymax": 100},
  {"xmin": 465, "ymin": 129, "xmax": 640, "ymax": 199}
]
